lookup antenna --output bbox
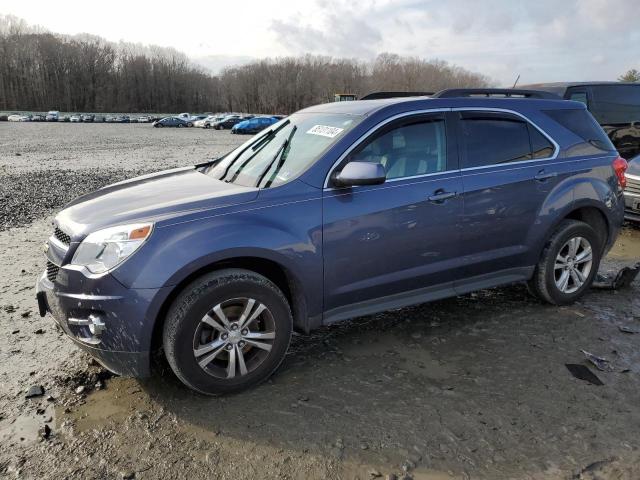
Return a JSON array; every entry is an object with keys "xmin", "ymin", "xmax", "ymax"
[{"xmin": 512, "ymin": 74, "xmax": 521, "ymax": 88}]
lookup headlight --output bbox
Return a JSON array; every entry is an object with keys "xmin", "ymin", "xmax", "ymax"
[{"xmin": 71, "ymin": 223, "xmax": 153, "ymax": 274}]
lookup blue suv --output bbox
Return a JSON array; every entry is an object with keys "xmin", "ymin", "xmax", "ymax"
[{"xmin": 36, "ymin": 89, "xmax": 628, "ymax": 395}]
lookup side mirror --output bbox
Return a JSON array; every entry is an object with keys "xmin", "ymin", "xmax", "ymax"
[{"xmin": 333, "ymin": 161, "xmax": 386, "ymax": 187}]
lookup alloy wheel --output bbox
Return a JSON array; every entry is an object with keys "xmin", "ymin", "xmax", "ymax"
[
  {"xmin": 554, "ymin": 236, "xmax": 593, "ymax": 294},
  {"xmin": 193, "ymin": 298, "xmax": 276, "ymax": 379}
]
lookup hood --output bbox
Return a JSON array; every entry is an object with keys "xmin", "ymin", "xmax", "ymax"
[
  {"xmin": 56, "ymin": 166, "xmax": 258, "ymax": 237},
  {"xmin": 627, "ymin": 154, "xmax": 640, "ymax": 177}
]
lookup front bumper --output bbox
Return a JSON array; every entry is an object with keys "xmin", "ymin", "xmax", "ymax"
[{"xmin": 36, "ymin": 268, "xmax": 169, "ymax": 377}]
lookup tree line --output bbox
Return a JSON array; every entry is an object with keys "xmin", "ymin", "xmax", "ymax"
[{"xmin": 0, "ymin": 15, "xmax": 493, "ymax": 114}]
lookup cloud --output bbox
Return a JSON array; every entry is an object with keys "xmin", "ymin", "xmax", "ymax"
[{"xmin": 270, "ymin": 6, "xmax": 383, "ymax": 58}]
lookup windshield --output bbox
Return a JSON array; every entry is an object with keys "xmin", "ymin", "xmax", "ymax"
[
  {"xmin": 590, "ymin": 85, "xmax": 640, "ymax": 124},
  {"xmin": 206, "ymin": 113, "xmax": 362, "ymax": 188}
]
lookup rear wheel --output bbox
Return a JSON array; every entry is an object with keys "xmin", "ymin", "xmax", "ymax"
[
  {"xmin": 528, "ymin": 220, "xmax": 601, "ymax": 305},
  {"xmin": 163, "ymin": 269, "xmax": 292, "ymax": 395}
]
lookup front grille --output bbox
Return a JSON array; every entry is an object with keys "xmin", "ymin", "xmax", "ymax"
[
  {"xmin": 46, "ymin": 261, "xmax": 60, "ymax": 282},
  {"xmin": 627, "ymin": 176, "xmax": 640, "ymax": 196},
  {"xmin": 54, "ymin": 227, "xmax": 71, "ymax": 245}
]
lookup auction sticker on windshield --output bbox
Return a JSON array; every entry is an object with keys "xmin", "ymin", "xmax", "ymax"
[{"xmin": 306, "ymin": 125, "xmax": 344, "ymax": 138}]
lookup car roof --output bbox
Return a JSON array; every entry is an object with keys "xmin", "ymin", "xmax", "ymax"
[{"xmin": 298, "ymin": 96, "xmax": 581, "ymax": 117}]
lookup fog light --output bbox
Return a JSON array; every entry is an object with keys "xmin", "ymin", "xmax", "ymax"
[
  {"xmin": 67, "ymin": 314, "xmax": 107, "ymax": 344},
  {"xmin": 88, "ymin": 315, "xmax": 106, "ymax": 335}
]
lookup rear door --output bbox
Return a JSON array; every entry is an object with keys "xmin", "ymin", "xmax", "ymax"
[
  {"xmin": 322, "ymin": 112, "xmax": 465, "ymax": 318},
  {"xmin": 454, "ymin": 109, "xmax": 560, "ymax": 285}
]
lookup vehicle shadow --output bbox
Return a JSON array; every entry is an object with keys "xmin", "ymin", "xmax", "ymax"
[{"xmin": 137, "ymin": 282, "xmax": 640, "ymax": 476}]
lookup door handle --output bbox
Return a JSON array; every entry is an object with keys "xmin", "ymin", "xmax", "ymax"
[
  {"xmin": 534, "ymin": 170, "xmax": 558, "ymax": 182},
  {"xmin": 428, "ymin": 191, "xmax": 457, "ymax": 203}
]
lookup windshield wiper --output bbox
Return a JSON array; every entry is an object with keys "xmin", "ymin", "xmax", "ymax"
[
  {"xmin": 256, "ymin": 125, "xmax": 297, "ymax": 188},
  {"xmin": 216, "ymin": 119, "xmax": 292, "ymax": 182},
  {"xmin": 251, "ymin": 119, "xmax": 291, "ymax": 152}
]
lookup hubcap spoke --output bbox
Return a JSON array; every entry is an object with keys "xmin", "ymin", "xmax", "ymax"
[
  {"xmin": 573, "ymin": 267, "xmax": 586, "ymax": 283},
  {"xmin": 568, "ymin": 237, "xmax": 579, "ymax": 257},
  {"xmin": 244, "ymin": 331, "xmax": 276, "ymax": 340},
  {"xmin": 236, "ymin": 346, "xmax": 248, "ymax": 376},
  {"xmin": 212, "ymin": 304, "xmax": 232, "ymax": 329},
  {"xmin": 237, "ymin": 298, "xmax": 256, "ymax": 327},
  {"xmin": 575, "ymin": 248, "xmax": 592, "ymax": 264},
  {"xmin": 245, "ymin": 339, "xmax": 273, "ymax": 352},
  {"xmin": 558, "ymin": 269, "xmax": 570, "ymax": 292},
  {"xmin": 227, "ymin": 346, "xmax": 237, "ymax": 379},
  {"xmin": 202, "ymin": 313, "xmax": 227, "ymax": 333},
  {"xmin": 194, "ymin": 338, "xmax": 225, "ymax": 357},
  {"xmin": 197, "ymin": 342, "xmax": 227, "ymax": 368},
  {"xmin": 239, "ymin": 303, "xmax": 266, "ymax": 330}
]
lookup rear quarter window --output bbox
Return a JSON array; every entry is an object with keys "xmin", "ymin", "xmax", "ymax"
[{"xmin": 543, "ymin": 109, "xmax": 615, "ymax": 152}]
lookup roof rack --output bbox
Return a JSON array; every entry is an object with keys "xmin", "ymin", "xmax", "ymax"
[
  {"xmin": 360, "ymin": 91, "xmax": 434, "ymax": 100},
  {"xmin": 431, "ymin": 88, "xmax": 561, "ymax": 99}
]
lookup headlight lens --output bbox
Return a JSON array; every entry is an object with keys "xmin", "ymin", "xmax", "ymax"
[{"xmin": 71, "ymin": 223, "xmax": 153, "ymax": 274}]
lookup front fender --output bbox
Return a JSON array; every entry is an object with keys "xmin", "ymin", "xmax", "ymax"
[{"xmin": 111, "ymin": 195, "xmax": 323, "ymax": 319}]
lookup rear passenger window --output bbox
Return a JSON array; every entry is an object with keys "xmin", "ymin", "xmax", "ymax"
[
  {"xmin": 350, "ymin": 116, "xmax": 447, "ymax": 180},
  {"xmin": 528, "ymin": 125, "xmax": 555, "ymax": 159},
  {"xmin": 544, "ymin": 109, "xmax": 615, "ymax": 152},
  {"xmin": 458, "ymin": 113, "xmax": 531, "ymax": 168}
]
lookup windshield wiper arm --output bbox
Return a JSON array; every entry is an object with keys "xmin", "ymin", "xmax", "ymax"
[
  {"xmin": 251, "ymin": 119, "xmax": 290, "ymax": 152},
  {"xmin": 256, "ymin": 125, "xmax": 297, "ymax": 188}
]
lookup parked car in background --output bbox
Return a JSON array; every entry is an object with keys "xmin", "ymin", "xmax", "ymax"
[
  {"xmin": 521, "ymin": 82, "xmax": 640, "ymax": 159},
  {"xmin": 194, "ymin": 115, "xmax": 219, "ymax": 128},
  {"xmin": 31, "ymin": 114, "xmax": 45, "ymax": 122},
  {"xmin": 137, "ymin": 116, "xmax": 152, "ymax": 123},
  {"xmin": 115, "ymin": 115, "xmax": 130, "ymax": 123},
  {"xmin": 212, "ymin": 115, "xmax": 243, "ymax": 130},
  {"xmin": 46, "ymin": 111, "xmax": 60, "ymax": 122},
  {"xmin": 62, "ymin": 115, "xmax": 71, "ymax": 122},
  {"xmin": 70, "ymin": 114, "xmax": 82, "ymax": 123},
  {"xmin": 231, "ymin": 116, "xmax": 279, "ymax": 134},
  {"xmin": 625, "ymin": 154, "xmax": 640, "ymax": 222},
  {"xmin": 203, "ymin": 115, "xmax": 226, "ymax": 128},
  {"xmin": 152, "ymin": 117, "xmax": 189, "ymax": 128},
  {"xmin": 37, "ymin": 89, "xmax": 627, "ymax": 395},
  {"xmin": 175, "ymin": 113, "xmax": 196, "ymax": 126},
  {"xmin": 82, "ymin": 114, "xmax": 95, "ymax": 123},
  {"xmin": 8, "ymin": 114, "xmax": 31, "ymax": 122}
]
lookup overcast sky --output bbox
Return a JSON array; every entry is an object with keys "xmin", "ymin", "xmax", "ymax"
[{"xmin": 1, "ymin": 0, "xmax": 639, "ymax": 85}]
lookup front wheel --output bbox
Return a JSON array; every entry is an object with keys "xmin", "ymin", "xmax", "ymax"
[
  {"xmin": 528, "ymin": 220, "xmax": 601, "ymax": 305},
  {"xmin": 163, "ymin": 269, "xmax": 293, "ymax": 395}
]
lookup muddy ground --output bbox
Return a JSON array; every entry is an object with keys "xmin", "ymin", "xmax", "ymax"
[{"xmin": 0, "ymin": 122, "xmax": 639, "ymax": 480}]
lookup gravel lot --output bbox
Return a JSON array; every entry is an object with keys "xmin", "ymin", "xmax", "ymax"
[{"xmin": 0, "ymin": 122, "xmax": 639, "ymax": 480}]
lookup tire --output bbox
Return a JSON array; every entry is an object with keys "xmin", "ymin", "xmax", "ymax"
[
  {"xmin": 178, "ymin": 124, "xmax": 184, "ymax": 128},
  {"xmin": 187, "ymin": 122, "xmax": 193, "ymax": 127},
  {"xmin": 204, "ymin": 124, "xmax": 210, "ymax": 129},
  {"xmin": 163, "ymin": 269, "xmax": 293, "ymax": 395},
  {"xmin": 528, "ymin": 220, "xmax": 602, "ymax": 305}
]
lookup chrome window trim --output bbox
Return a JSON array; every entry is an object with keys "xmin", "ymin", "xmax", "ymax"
[
  {"xmin": 323, "ymin": 108, "xmax": 451, "ymax": 189},
  {"xmin": 452, "ymin": 107, "xmax": 560, "ymax": 172},
  {"xmin": 627, "ymin": 173, "xmax": 640, "ymax": 182},
  {"xmin": 323, "ymin": 106, "xmax": 561, "ymax": 189}
]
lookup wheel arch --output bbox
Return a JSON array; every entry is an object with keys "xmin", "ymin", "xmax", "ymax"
[
  {"xmin": 539, "ymin": 201, "xmax": 611, "ymax": 261},
  {"xmin": 150, "ymin": 255, "xmax": 309, "ymax": 355}
]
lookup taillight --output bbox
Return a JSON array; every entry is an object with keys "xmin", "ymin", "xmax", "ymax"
[{"xmin": 612, "ymin": 156, "xmax": 628, "ymax": 189}]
